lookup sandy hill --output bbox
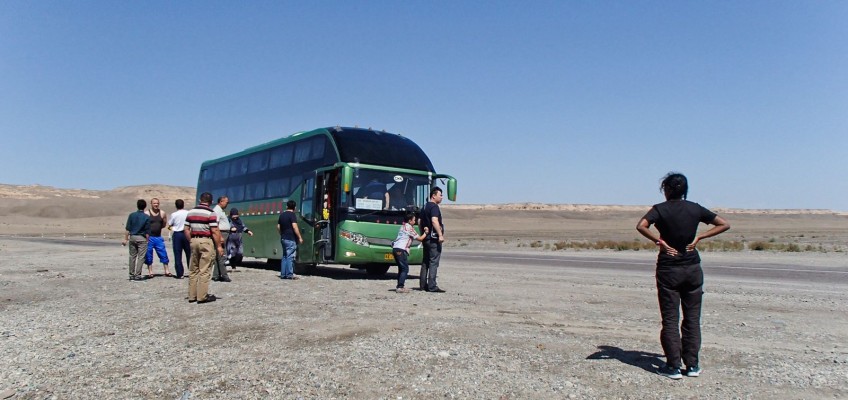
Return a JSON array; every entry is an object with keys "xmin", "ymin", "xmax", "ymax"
[
  {"xmin": 0, "ymin": 184, "xmax": 196, "ymax": 219},
  {"xmin": 450, "ymin": 203, "xmax": 843, "ymax": 215},
  {"xmin": 0, "ymin": 184, "xmax": 844, "ymax": 244}
]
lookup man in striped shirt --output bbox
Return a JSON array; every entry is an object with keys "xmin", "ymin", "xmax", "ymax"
[{"xmin": 184, "ymin": 192, "xmax": 224, "ymax": 304}]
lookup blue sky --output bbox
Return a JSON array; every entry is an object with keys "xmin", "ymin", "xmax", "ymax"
[{"xmin": 1, "ymin": 1, "xmax": 845, "ymax": 210}]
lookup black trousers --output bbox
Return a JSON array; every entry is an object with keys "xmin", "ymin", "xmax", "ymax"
[
  {"xmin": 656, "ymin": 263, "xmax": 704, "ymax": 369},
  {"xmin": 420, "ymin": 240, "xmax": 441, "ymax": 290}
]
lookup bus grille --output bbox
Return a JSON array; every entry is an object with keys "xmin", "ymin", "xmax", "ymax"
[{"xmin": 367, "ymin": 237, "xmax": 393, "ymax": 247}]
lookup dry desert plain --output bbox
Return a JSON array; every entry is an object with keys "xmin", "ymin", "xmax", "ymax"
[{"xmin": 1, "ymin": 184, "xmax": 847, "ymax": 399}]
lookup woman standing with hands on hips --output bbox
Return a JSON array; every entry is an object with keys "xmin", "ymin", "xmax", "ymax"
[{"xmin": 637, "ymin": 172, "xmax": 730, "ymax": 380}]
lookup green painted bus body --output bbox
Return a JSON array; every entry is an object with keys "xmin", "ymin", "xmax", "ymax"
[{"xmin": 196, "ymin": 127, "xmax": 453, "ymax": 272}]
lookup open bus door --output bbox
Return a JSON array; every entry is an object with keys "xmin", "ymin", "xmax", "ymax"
[
  {"xmin": 296, "ymin": 175, "xmax": 316, "ymax": 269},
  {"xmin": 316, "ymin": 171, "xmax": 334, "ymax": 263}
]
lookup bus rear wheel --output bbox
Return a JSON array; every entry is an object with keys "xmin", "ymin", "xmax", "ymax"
[
  {"xmin": 365, "ymin": 264, "xmax": 390, "ymax": 277},
  {"xmin": 295, "ymin": 263, "xmax": 317, "ymax": 275}
]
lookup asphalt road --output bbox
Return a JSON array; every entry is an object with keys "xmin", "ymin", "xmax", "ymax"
[
  {"xmin": 4, "ymin": 237, "xmax": 847, "ymax": 286},
  {"xmin": 444, "ymin": 250, "xmax": 848, "ymax": 286}
]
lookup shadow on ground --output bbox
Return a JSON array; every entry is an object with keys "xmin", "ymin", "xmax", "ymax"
[
  {"xmin": 586, "ymin": 345, "xmax": 665, "ymax": 374},
  {"xmin": 236, "ymin": 260, "xmax": 418, "ymax": 282}
]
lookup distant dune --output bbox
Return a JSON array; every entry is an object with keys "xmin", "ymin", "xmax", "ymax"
[
  {"xmin": 0, "ymin": 183, "xmax": 845, "ymax": 238},
  {"xmin": 452, "ymin": 203, "xmax": 845, "ymax": 215},
  {"xmin": 0, "ymin": 184, "xmax": 196, "ymax": 220},
  {"xmin": 0, "ymin": 184, "xmax": 843, "ymax": 216},
  {"xmin": 0, "ymin": 184, "xmax": 195, "ymax": 202}
]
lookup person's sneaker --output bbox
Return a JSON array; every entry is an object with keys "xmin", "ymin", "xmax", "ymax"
[
  {"xmin": 658, "ymin": 365, "xmax": 683, "ymax": 379},
  {"xmin": 219, "ymin": 276, "xmax": 232, "ymax": 282},
  {"xmin": 428, "ymin": 287, "xmax": 446, "ymax": 293},
  {"xmin": 130, "ymin": 276, "xmax": 144, "ymax": 282},
  {"xmin": 396, "ymin": 288, "xmax": 411, "ymax": 293},
  {"xmin": 686, "ymin": 366, "xmax": 702, "ymax": 377}
]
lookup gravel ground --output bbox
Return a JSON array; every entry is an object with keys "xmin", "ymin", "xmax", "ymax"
[{"xmin": 1, "ymin": 237, "xmax": 847, "ymax": 400}]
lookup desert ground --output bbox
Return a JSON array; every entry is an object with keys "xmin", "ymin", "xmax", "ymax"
[{"xmin": 1, "ymin": 184, "xmax": 847, "ymax": 399}]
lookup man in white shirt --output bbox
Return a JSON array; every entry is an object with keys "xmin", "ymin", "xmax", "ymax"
[
  {"xmin": 212, "ymin": 196, "xmax": 232, "ymax": 282},
  {"xmin": 167, "ymin": 199, "xmax": 190, "ymax": 279}
]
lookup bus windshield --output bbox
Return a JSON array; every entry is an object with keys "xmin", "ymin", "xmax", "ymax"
[{"xmin": 344, "ymin": 170, "xmax": 431, "ymax": 213}]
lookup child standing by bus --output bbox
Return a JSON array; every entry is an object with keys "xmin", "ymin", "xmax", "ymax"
[
  {"xmin": 392, "ymin": 212, "xmax": 428, "ymax": 293},
  {"xmin": 226, "ymin": 208, "xmax": 253, "ymax": 269}
]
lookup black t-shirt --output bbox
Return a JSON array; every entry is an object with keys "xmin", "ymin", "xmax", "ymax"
[
  {"xmin": 362, "ymin": 181, "xmax": 387, "ymax": 199},
  {"xmin": 419, "ymin": 201, "xmax": 443, "ymax": 241},
  {"xmin": 277, "ymin": 211, "xmax": 298, "ymax": 241},
  {"xmin": 148, "ymin": 211, "xmax": 165, "ymax": 237},
  {"xmin": 643, "ymin": 200, "xmax": 717, "ymax": 266}
]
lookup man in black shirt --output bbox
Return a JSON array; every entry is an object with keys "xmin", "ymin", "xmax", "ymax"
[
  {"xmin": 637, "ymin": 172, "xmax": 730, "ymax": 380},
  {"xmin": 419, "ymin": 187, "xmax": 446, "ymax": 293},
  {"xmin": 144, "ymin": 198, "xmax": 171, "ymax": 278},
  {"xmin": 276, "ymin": 200, "xmax": 304, "ymax": 280}
]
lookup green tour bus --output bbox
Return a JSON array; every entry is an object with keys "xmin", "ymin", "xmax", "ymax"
[{"xmin": 196, "ymin": 126, "xmax": 457, "ymax": 276}]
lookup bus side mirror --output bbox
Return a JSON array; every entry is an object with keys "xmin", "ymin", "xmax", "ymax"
[
  {"xmin": 447, "ymin": 177, "xmax": 457, "ymax": 202},
  {"xmin": 342, "ymin": 166, "xmax": 353, "ymax": 193}
]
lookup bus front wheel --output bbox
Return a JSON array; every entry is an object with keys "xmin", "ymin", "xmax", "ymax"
[{"xmin": 365, "ymin": 264, "xmax": 390, "ymax": 277}]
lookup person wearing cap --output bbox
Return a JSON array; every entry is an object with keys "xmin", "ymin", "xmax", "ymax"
[{"xmin": 226, "ymin": 207, "xmax": 253, "ymax": 269}]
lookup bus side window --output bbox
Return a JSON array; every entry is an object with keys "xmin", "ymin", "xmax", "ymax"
[
  {"xmin": 310, "ymin": 137, "xmax": 326, "ymax": 160},
  {"xmin": 300, "ymin": 177, "xmax": 315, "ymax": 221},
  {"xmin": 231, "ymin": 157, "xmax": 248, "ymax": 177},
  {"xmin": 228, "ymin": 185, "xmax": 245, "ymax": 202},
  {"xmin": 268, "ymin": 177, "xmax": 290, "ymax": 198},
  {"xmin": 214, "ymin": 162, "xmax": 229, "ymax": 181},
  {"xmin": 294, "ymin": 142, "xmax": 311, "ymax": 164},
  {"xmin": 270, "ymin": 145, "xmax": 293, "ymax": 168},
  {"xmin": 245, "ymin": 182, "xmax": 265, "ymax": 201},
  {"xmin": 248, "ymin": 151, "xmax": 269, "ymax": 173}
]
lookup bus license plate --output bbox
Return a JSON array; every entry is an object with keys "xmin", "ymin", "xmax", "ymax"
[{"xmin": 384, "ymin": 253, "xmax": 394, "ymax": 261}]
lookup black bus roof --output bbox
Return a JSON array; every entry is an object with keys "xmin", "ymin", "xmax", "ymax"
[{"xmin": 201, "ymin": 126, "xmax": 436, "ymax": 173}]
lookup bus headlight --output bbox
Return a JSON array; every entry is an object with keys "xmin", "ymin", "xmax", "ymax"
[{"xmin": 340, "ymin": 229, "xmax": 369, "ymax": 246}]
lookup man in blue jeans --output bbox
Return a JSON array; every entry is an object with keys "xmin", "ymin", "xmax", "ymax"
[
  {"xmin": 167, "ymin": 199, "xmax": 191, "ymax": 279},
  {"xmin": 276, "ymin": 200, "xmax": 304, "ymax": 279}
]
